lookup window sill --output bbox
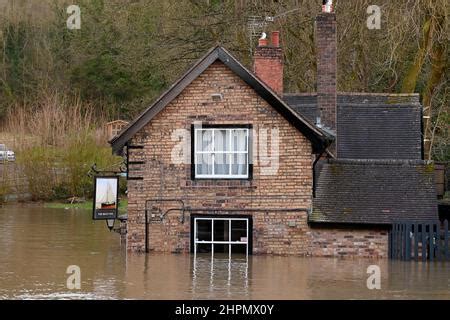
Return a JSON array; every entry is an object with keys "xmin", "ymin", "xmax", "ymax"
[
  {"xmin": 195, "ymin": 176, "xmax": 249, "ymax": 180},
  {"xmin": 185, "ymin": 179, "xmax": 254, "ymax": 188}
]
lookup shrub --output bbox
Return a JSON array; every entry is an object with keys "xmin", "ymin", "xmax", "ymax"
[{"xmin": 6, "ymin": 93, "xmax": 123, "ymax": 201}]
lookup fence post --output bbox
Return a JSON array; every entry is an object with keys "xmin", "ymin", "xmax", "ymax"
[
  {"xmin": 392, "ymin": 223, "xmax": 397, "ymax": 259},
  {"xmin": 397, "ymin": 223, "xmax": 403, "ymax": 260},
  {"xmin": 395, "ymin": 223, "xmax": 400, "ymax": 260},
  {"xmin": 445, "ymin": 220, "xmax": 449, "ymax": 261},
  {"xmin": 392, "ymin": 223, "xmax": 398, "ymax": 259},
  {"xmin": 400, "ymin": 223, "xmax": 403, "ymax": 260},
  {"xmin": 405, "ymin": 223, "xmax": 411, "ymax": 260},
  {"xmin": 400, "ymin": 223, "xmax": 404, "ymax": 260},
  {"xmin": 404, "ymin": 223, "xmax": 408, "ymax": 260},
  {"xmin": 429, "ymin": 223, "xmax": 434, "ymax": 262},
  {"xmin": 414, "ymin": 223, "xmax": 419, "ymax": 261},
  {"xmin": 422, "ymin": 223, "xmax": 427, "ymax": 262},
  {"xmin": 389, "ymin": 226, "xmax": 393, "ymax": 259},
  {"xmin": 392, "ymin": 224, "xmax": 397, "ymax": 259},
  {"xmin": 434, "ymin": 222, "xmax": 440, "ymax": 261}
]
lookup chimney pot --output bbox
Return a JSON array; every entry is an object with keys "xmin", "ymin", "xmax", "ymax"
[
  {"xmin": 322, "ymin": 0, "xmax": 333, "ymax": 13},
  {"xmin": 258, "ymin": 38, "xmax": 268, "ymax": 47},
  {"xmin": 271, "ymin": 31, "xmax": 280, "ymax": 47}
]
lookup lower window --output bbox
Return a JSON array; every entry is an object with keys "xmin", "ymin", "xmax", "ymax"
[{"xmin": 191, "ymin": 216, "xmax": 251, "ymax": 255}]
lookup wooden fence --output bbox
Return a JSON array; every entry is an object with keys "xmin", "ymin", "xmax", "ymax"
[{"xmin": 389, "ymin": 220, "xmax": 449, "ymax": 261}]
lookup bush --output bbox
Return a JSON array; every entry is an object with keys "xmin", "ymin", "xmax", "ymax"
[
  {"xmin": 7, "ymin": 93, "xmax": 123, "ymax": 201},
  {"xmin": 52, "ymin": 184, "xmax": 71, "ymax": 200},
  {"xmin": 17, "ymin": 146, "xmax": 57, "ymax": 200}
]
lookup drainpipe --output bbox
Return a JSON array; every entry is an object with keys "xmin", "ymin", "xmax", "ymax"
[
  {"xmin": 420, "ymin": 106, "xmax": 425, "ymax": 160},
  {"xmin": 312, "ymin": 151, "xmax": 325, "ymax": 198},
  {"xmin": 145, "ymin": 208, "xmax": 148, "ymax": 253}
]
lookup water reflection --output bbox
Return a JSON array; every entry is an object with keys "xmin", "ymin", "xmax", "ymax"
[
  {"xmin": 0, "ymin": 205, "xmax": 449, "ymax": 300},
  {"xmin": 191, "ymin": 253, "xmax": 249, "ymax": 299},
  {"xmin": 385, "ymin": 261, "xmax": 450, "ymax": 299}
]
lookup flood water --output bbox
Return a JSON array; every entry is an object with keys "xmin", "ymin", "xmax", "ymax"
[{"xmin": 0, "ymin": 205, "xmax": 448, "ymax": 300}]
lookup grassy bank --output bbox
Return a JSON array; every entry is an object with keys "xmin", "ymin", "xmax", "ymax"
[{"xmin": 45, "ymin": 199, "xmax": 128, "ymax": 214}]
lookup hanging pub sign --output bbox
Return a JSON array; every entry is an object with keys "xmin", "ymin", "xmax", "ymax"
[{"xmin": 93, "ymin": 176, "xmax": 119, "ymax": 220}]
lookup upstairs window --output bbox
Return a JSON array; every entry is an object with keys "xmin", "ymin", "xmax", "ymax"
[{"xmin": 194, "ymin": 127, "xmax": 249, "ymax": 179}]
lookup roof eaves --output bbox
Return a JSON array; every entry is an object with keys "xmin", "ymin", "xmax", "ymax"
[
  {"xmin": 111, "ymin": 45, "xmax": 332, "ymax": 154},
  {"xmin": 110, "ymin": 46, "xmax": 221, "ymax": 153}
]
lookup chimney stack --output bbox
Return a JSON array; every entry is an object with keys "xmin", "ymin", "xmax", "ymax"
[
  {"xmin": 253, "ymin": 31, "xmax": 283, "ymax": 95},
  {"xmin": 316, "ymin": 2, "xmax": 337, "ymax": 132}
]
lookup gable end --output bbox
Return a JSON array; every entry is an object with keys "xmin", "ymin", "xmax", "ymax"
[{"xmin": 110, "ymin": 46, "xmax": 332, "ymax": 155}]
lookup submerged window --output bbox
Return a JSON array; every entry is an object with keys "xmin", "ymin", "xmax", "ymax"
[
  {"xmin": 193, "ymin": 217, "xmax": 250, "ymax": 256},
  {"xmin": 194, "ymin": 127, "xmax": 249, "ymax": 179}
]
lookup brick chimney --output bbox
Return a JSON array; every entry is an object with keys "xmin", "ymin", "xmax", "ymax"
[
  {"xmin": 253, "ymin": 31, "xmax": 283, "ymax": 95},
  {"xmin": 316, "ymin": 3, "xmax": 337, "ymax": 132}
]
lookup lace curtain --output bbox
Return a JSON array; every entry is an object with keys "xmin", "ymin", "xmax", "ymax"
[{"xmin": 196, "ymin": 128, "xmax": 248, "ymax": 177}]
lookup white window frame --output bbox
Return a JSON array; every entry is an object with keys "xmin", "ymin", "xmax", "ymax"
[
  {"xmin": 194, "ymin": 127, "xmax": 249, "ymax": 179},
  {"xmin": 193, "ymin": 217, "xmax": 249, "ymax": 256}
]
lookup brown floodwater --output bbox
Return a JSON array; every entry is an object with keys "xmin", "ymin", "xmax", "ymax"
[{"xmin": 0, "ymin": 205, "xmax": 448, "ymax": 300}]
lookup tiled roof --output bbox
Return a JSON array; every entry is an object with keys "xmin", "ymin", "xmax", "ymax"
[
  {"xmin": 282, "ymin": 94, "xmax": 318, "ymax": 122},
  {"xmin": 309, "ymin": 159, "xmax": 438, "ymax": 225},
  {"xmin": 283, "ymin": 93, "xmax": 423, "ymax": 159}
]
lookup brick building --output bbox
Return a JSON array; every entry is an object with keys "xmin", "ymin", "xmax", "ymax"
[{"xmin": 110, "ymin": 8, "xmax": 438, "ymax": 258}]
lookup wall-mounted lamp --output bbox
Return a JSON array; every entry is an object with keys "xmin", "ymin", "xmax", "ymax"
[{"xmin": 106, "ymin": 218, "xmax": 115, "ymax": 231}]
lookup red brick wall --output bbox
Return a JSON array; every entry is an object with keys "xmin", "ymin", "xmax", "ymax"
[
  {"xmin": 126, "ymin": 61, "xmax": 314, "ymax": 254},
  {"xmin": 308, "ymin": 227, "xmax": 389, "ymax": 258}
]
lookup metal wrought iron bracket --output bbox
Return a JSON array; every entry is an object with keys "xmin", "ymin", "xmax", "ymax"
[
  {"xmin": 143, "ymin": 198, "xmax": 186, "ymax": 253},
  {"xmin": 87, "ymin": 162, "xmax": 127, "ymax": 177},
  {"xmin": 145, "ymin": 199, "xmax": 186, "ymax": 223}
]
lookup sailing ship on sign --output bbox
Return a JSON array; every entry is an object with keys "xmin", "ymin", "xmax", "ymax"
[{"xmin": 99, "ymin": 182, "xmax": 116, "ymax": 209}]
